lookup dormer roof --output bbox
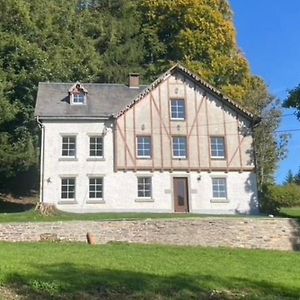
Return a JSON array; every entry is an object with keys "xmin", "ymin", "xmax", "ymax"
[{"xmin": 68, "ymin": 82, "xmax": 88, "ymax": 94}]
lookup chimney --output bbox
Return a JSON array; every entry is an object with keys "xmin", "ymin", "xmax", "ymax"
[{"xmin": 129, "ymin": 73, "xmax": 140, "ymax": 88}]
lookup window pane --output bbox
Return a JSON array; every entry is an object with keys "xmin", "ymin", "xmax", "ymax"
[
  {"xmin": 89, "ymin": 136, "xmax": 103, "ymax": 157},
  {"xmin": 89, "ymin": 177, "xmax": 103, "ymax": 199},
  {"xmin": 61, "ymin": 178, "xmax": 75, "ymax": 199},
  {"xmin": 137, "ymin": 177, "xmax": 152, "ymax": 198},
  {"xmin": 212, "ymin": 178, "xmax": 227, "ymax": 198},
  {"xmin": 210, "ymin": 137, "xmax": 225, "ymax": 158},
  {"xmin": 62, "ymin": 136, "xmax": 76, "ymax": 157},
  {"xmin": 172, "ymin": 137, "xmax": 187, "ymax": 158},
  {"xmin": 137, "ymin": 136, "xmax": 151, "ymax": 158},
  {"xmin": 171, "ymin": 99, "xmax": 185, "ymax": 119}
]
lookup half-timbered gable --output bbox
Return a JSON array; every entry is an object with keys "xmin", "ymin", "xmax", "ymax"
[{"xmin": 115, "ymin": 66, "xmax": 255, "ymax": 173}]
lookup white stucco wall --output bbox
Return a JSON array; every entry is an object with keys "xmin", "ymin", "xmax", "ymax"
[{"xmin": 41, "ymin": 120, "xmax": 258, "ymax": 214}]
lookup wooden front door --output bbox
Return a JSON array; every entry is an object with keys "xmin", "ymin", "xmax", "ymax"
[{"xmin": 173, "ymin": 177, "xmax": 189, "ymax": 213}]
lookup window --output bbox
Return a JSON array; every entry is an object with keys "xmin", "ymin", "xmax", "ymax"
[
  {"xmin": 73, "ymin": 93, "xmax": 86, "ymax": 104},
  {"xmin": 61, "ymin": 178, "xmax": 75, "ymax": 199},
  {"xmin": 89, "ymin": 136, "xmax": 103, "ymax": 157},
  {"xmin": 172, "ymin": 136, "xmax": 187, "ymax": 158},
  {"xmin": 137, "ymin": 136, "xmax": 151, "ymax": 158},
  {"xmin": 70, "ymin": 83, "xmax": 87, "ymax": 105},
  {"xmin": 171, "ymin": 99, "xmax": 185, "ymax": 120},
  {"xmin": 212, "ymin": 178, "xmax": 227, "ymax": 198},
  {"xmin": 210, "ymin": 137, "xmax": 225, "ymax": 159},
  {"xmin": 62, "ymin": 136, "xmax": 76, "ymax": 157},
  {"xmin": 137, "ymin": 177, "xmax": 152, "ymax": 198},
  {"xmin": 89, "ymin": 177, "xmax": 103, "ymax": 199}
]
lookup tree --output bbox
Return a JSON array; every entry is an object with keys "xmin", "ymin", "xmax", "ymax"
[
  {"xmin": 294, "ymin": 167, "xmax": 300, "ymax": 185},
  {"xmin": 284, "ymin": 169, "xmax": 295, "ymax": 185},
  {"xmin": 0, "ymin": 0, "xmax": 286, "ymax": 197},
  {"xmin": 283, "ymin": 84, "xmax": 300, "ymax": 119}
]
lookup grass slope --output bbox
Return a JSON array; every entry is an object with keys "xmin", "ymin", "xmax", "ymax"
[{"xmin": 0, "ymin": 243, "xmax": 299, "ymax": 299}]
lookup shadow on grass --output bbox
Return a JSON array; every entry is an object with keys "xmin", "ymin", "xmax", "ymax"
[
  {"xmin": 279, "ymin": 210, "xmax": 300, "ymax": 251},
  {"xmin": 4, "ymin": 263, "xmax": 300, "ymax": 299}
]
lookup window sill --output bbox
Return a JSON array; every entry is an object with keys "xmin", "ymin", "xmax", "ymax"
[
  {"xmin": 86, "ymin": 199, "xmax": 105, "ymax": 204},
  {"xmin": 210, "ymin": 198, "xmax": 229, "ymax": 203},
  {"xmin": 171, "ymin": 118, "xmax": 185, "ymax": 121},
  {"xmin": 59, "ymin": 157, "xmax": 78, "ymax": 161},
  {"xmin": 136, "ymin": 156, "xmax": 152, "ymax": 160},
  {"xmin": 211, "ymin": 157, "xmax": 226, "ymax": 160},
  {"xmin": 172, "ymin": 157, "xmax": 187, "ymax": 160},
  {"xmin": 135, "ymin": 198, "xmax": 154, "ymax": 203},
  {"xmin": 87, "ymin": 157, "xmax": 105, "ymax": 161},
  {"xmin": 57, "ymin": 200, "xmax": 78, "ymax": 205}
]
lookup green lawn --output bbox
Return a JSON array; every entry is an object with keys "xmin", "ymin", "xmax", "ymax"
[
  {"xmin": 0, "ymin": 243, "xmax": 299, "ymax": 299},
  {"xmin": 0, "ymin": 209, "xmax": 212, "ymax": 223},
  {"xmin": 280, "ymin": 207, "xmax": 300, "ymax": 220}
]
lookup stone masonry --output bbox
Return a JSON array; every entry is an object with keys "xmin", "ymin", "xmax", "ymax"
[{"xmin": 0, "ymin": 218, "xmax": 299, "ymax": 251}]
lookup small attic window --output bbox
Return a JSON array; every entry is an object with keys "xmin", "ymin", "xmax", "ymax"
[{"xmin": 69, "ymin": 82, "xmax": 88, "ymax": 105}]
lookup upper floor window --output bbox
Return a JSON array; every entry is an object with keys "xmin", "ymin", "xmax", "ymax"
[
  {"xmin": 171, "ymin": 99, "xmax": 185, "ymax": 120},
  {"xmin": 137, "ymin": 136, "xmax": 151, "ymax": 158},
  {"xmin": 212, "ymin": 178, "xmax": 227, "ymax": 199},
  {"xmin": 89, "ymin": 136, "xmax": 103, "ymax": 157},
  {"xmin": 210, "ymin": 137, "xmax": 225, "ymax": 159},
  {"xmin": 73, "ymin": 93, "xmax": 85, "ymax": 104},
  {"xmin": 172, "ymin": 136, "xmax": 187, "ymax": 158},
  {"xmin": 62, "ymin": 136, "xmax": 76, "ymax": 157},
  {"xmin": 69, "ymin": 82, "xmax": 87, "ymax": 105}
]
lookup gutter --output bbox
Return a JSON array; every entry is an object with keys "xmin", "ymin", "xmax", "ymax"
[{"xmin": 36, "ymin": 116, "xmax": 45, "ymax": 204}]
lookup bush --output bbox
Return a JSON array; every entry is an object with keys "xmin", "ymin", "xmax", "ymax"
[{"xmin": 260, "ymin": 184, "xmax": 300, "ymax": 214}]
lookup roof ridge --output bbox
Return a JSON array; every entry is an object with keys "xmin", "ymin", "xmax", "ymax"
[{"xmin": 114, "ymin": 64, "xmax": 257, "ymax": 121}]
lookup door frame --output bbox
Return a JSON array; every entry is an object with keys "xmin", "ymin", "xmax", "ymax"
[{"xmin": 171, "ymin": 174, "xmax": 191, "ymax": 213}]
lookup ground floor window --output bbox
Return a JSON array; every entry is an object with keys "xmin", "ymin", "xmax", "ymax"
[
  {"xmin": 89, "ymin": 177, "xmax": 103, "ymax": 199},
  {"xmin": 137, "ymin": 177, "xmax": 152, "ymax": 198},
  {"xmin": 212, "ymin": 178, "xmax": 227, "ymax": 198},
  {"xmin": 61, "ymin": 178, "xmax": 76, "ymax": 199}
]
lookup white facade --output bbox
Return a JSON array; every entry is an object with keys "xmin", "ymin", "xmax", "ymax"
[{"xmin": 41, "ymin": 120, "xmax": 258, "ymax": 214}]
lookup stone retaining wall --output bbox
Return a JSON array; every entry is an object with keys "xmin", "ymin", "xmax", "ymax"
[{"xmin": 0, "ymin": 218, "xmax": 299, "ymax": 251}]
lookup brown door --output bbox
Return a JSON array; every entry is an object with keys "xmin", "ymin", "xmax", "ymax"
[{"xmin": 173, "ymin": 177, "xmax": 189, "ymax": 212}]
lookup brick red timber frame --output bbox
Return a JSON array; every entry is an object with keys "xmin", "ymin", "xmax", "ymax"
[{"xmin": 115, "ymin": 69, "xmax": 256, "ymax": 173}]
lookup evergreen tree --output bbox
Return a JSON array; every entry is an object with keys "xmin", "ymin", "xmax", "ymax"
[
  {"xmin": 0, "ymin": 0, "xmax": 286, "ymax": 195},
  {"xmin": 283, "ymin": 169, "xmax": 295, "ymax": 185}
]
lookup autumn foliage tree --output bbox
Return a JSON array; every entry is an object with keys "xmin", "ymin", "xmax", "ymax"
[{"xmin": 0, "ymin": 0, "xmax": 286, "ymax": 196}]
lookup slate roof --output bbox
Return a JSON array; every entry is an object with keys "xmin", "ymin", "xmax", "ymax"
[
  {"xmin": 35, "ymin": 64, "xmax": 257, "ymax": 121},
  {"xmin": 35, "ymin": 82, "xmax": 146, "ymax": 118}
]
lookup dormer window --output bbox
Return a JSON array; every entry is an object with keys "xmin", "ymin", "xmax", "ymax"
[{"xmin": 69, "ymin": 82, "xmax": 88, "ymax": 105}]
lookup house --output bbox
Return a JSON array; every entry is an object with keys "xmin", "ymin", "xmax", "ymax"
[{"xmin": 35, "ymin": 64, "xmax": 259, "ymax": 214}]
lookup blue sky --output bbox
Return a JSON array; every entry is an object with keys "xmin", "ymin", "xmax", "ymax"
[{"xmin": 230, "ymin": 0, "xmax": 300, "ymax": 183}]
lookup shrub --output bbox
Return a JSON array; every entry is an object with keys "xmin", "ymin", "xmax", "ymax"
[{"xmin": 260, "ymin": 184, "xmax": 300, "ymax": 214}]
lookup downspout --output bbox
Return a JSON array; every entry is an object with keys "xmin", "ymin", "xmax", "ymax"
[{"xmin": 36, "ymin": 116, "xmax": 45, "ymax": 204}]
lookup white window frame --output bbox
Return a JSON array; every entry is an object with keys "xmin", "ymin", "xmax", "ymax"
[
  {"xmin": 61, "ymin": 135, "xmax": 76, "ymax": 158},
  {"xmin": 89, "ymin": 136, "xmax": 104, "ymax": 158},
  {"xmin": 210, "ymin": 136, "xmax": 226, "ymax": 159},
  {"xmin": 70, "ymin": 93, "xmax": 86, "ymax": 105},
  {"xmin": 61, "ymin": 177, "xmax": 76, "ymax": 200},
  {"xmin": 212, "ymin": 177, "xmax": 227, "ymax": 199},
  {"xmin": 136, "ymin": 136, "xmax": 152, "ymax": 158},
  {"xmin": 170, "ymin": 99, "xmax": 185, "ymax": 120},
  {"xmin": 137, "ymin": 177, "xmax": 152, "ymax": 198},
  {"xmin": 172, "ymin": 136, "xmax": 187, "ymax": 159},
  {"xmin": 88, "ymin": 177, "xmax": 103, "ymax": 200}
]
